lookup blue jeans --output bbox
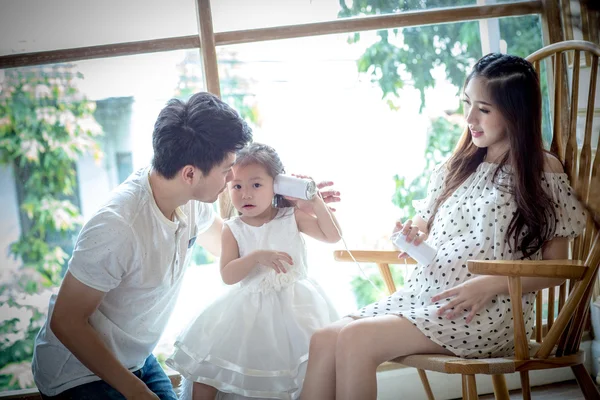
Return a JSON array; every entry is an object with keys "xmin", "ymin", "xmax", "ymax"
[{"xmin": 40, "ymin": 355, "xmax": 177, "ymax": 400}]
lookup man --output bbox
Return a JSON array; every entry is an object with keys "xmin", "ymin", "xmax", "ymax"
[{"xmin": 30, "ymin": 92, "xmax": 244, "ymax": 400}]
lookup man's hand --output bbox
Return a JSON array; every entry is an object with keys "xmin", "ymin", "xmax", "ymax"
[
  {"xmin": 287, "ymin": 174, "xmax": 341, "ymax": 215},
  {"xmin": 316, "ymin": 180, "xmax": 341, "ymax": 211},
  {"xmin": 126, "ymin": 386, "xmax": 160, "ymax": 400}
]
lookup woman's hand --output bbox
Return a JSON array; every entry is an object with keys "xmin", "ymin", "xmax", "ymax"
[
  {"xmin": 394, "ymin": 219, "xmax": 428, "ymax": 259},
  {"xmin": 431, "ymin": 276, "xmax": 496, "ymax": 324},
  {"xmin": 254, "ymin": 250, "xmax": 293, "ymax": 274}
]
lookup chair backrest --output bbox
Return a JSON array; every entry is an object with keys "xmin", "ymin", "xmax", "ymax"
[{"xmin": 525, "ymin": 40, "xmax": 600, "ymax": 357}]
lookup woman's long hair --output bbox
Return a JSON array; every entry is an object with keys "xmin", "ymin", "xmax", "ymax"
[{"xmin": 427, "ymin": 53, "xmax": 556, "ymax": 258}]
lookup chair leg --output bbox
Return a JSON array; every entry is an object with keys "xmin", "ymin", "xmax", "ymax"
[
  {"xmin": 572, "ymin": 363, "xmax": 600, "ymax": 400},
  {"xmin": 462, "ymin": 375, "xmax": 468, "ymax": 400},
  {"xmin": 491, "ymin": 374, "xmax": 510, "ymax": 400},
  {"xmin": 519, "ymin": 371, "xmax": 531, "ymax": 400},
  {"xmin": 417, "ymin": 369, "xmax": 435, "ymax": 400},
  {"xmin": 465, "ymin": 375, "xmax": 478, "ymax": 400}
]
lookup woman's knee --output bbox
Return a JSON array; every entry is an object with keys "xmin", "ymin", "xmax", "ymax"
[
  {"xmin": 309, "ymin": 325, "xmax": 341, "ymax": 354},
  {"xmin": 336, "ymin": 321, "xmax": 372, "ymax": 357}
]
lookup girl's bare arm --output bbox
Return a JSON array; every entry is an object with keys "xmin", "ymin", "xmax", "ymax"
[
  {"xmin": 219, "ymin": 225, "xmax": 293, "ymax": 284},
  {"xmin": 295, "ymin": 195, "xmax": 341, "ymax": 243}
]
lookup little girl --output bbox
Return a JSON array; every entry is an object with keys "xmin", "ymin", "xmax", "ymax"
[{"xmin": 167, "ymin": 143, "xmax": 341, "ymax": 400}]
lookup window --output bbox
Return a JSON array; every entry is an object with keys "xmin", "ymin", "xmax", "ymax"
[
  {"xmin": 210, "ymin": 0, "xmax": 527, "ymax": 32},
  {"xmin": 0, "ymin": 0, "xmax": 198, "ymax": 55},
  {"xmin": 0, "ymin": 0, "xmax": 551, "ymax": 391},
  {"xmin": 0, "ymin": 50, "xmax": 209, "ymax": 389}
]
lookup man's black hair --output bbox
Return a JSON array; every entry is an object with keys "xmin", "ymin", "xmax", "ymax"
[{"xmin": 152, "ymin": 92, "xmax": 252, "ymax": 178}]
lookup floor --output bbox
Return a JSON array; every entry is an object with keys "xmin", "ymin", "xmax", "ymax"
[{"xmin": 474, "ymin": 379, "xmax": 590, "ymax": 400}]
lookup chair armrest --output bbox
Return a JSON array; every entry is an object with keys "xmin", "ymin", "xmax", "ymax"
[
  {"xmin": 333, "ymin": 250, "xmax": 417, "ymax": 264},
  {"xmin": 468, "ymin": 259, "xmax": 587, "ymax": 279}
]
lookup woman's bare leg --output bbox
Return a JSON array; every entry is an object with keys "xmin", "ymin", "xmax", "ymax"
[
  {"xmin": 301, "ymin": 317, "xmax": 354, "ymax": 400},
  {"xmin": 335, "ymin": 315, "xmax": 454, "ymax": 400},
  {"xmin": 192, "ymin": 382, "xmax": 218, "ymax": 400}
]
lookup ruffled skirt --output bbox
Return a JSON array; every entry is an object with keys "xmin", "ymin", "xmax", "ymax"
[{"xmin": 167, "ymin": 278, "xmax": 338, "ymax": 400}]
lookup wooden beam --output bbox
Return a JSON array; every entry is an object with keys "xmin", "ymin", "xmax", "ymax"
[
  {"xmin": 539, "ymin": 0, "xmax": 569, "ymax": 163},
  {"xmin": 195, "ymin": 0, "xmax": 235, "ymax": 220},
  {"xmin": 561, "ymin": 0, "xmax": 574, "ymax": 65},
  {"xmin": 216, "ymin": 1, "xmax": 542, "ymax": 46},
  {"xmin": 196, "ymin": 0, "xmax": 220, "ymax": 97},
  {"xmin": 334, "ymin": 250, "xmax": 417, "ymax": 264},
  {"xmin": 0, "ymin": 1, "xmax": 542, "ymax": 69},
  {"xmin": 541, "ymin": 0, "xmax": 564, "ymax": 46},
  {"xmin": 468, "ymin": 259, "xmax": 588, "ymax": 279},
  {"xmin": 478, "ymin": 0, "xmax": 502, "ymax": 54},
  {"xmin": 0, "ymin": 36, "xmax": 200, "ymax": 69}
]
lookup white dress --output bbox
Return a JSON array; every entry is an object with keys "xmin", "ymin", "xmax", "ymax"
[
  {"xmin": 351, "ymin": 162, "xmax": 586, "ymax": 358},
  {"xmin": 167, "ymin": 208, "xmax": 339, "ymax": 400}
]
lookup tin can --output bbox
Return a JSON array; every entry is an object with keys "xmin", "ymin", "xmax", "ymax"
[
  {"xmin": 273, "ymin": 175, "xmax": 317, "ymax": 200},
  {"xmin": 390, "ymin": 232, "xmax": 437, "ymax": 266}
]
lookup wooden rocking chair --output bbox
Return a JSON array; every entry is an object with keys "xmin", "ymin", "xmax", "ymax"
[{"xmin": 334, "ymin": 40, "xmax": 600, "ymax": 399}]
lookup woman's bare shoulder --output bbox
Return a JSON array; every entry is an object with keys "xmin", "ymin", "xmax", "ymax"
[{"xmin": 543, "ymin": 153, "xmax": 564, "ymax": 173}]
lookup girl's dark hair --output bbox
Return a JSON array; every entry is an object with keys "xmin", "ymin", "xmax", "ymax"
[
  {"xmin": 235, "ymin": 143, "xmax": 293, "ymax": 208},
  {"xmin": 428, "ymin": 53, "xmax": 556, "ymax": 258}
]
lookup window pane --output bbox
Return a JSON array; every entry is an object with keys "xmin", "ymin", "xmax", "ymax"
[
  {"xmin": 0, "ymin": 50, "xmax": 217, "ymax": 390},
  {"xmin": 212, "ymin": 0, "xmax": 530, "ymax": 32},
  {"xmin": 0, "ymin": 0, "xmax": 537, "ymax": 56},
  {"xmin": 0, "ymin": 0, "xmax": 198, "ymax": 56},
  {"xmin": 214, "ymin": 27, "xmax": 471, "ymax": 318},
  {"xmin": 209, "ymin": 12, "xmax": 543, "ymax": 321}
]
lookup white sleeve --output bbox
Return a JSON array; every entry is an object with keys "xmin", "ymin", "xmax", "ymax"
[
  {"xmin": 543, "ymin": 173, "xmax": 587, "ymax": 238},
  {"xmin": 67, "ymin": 211, "xmax": 137, "ymax": 292},
  {"xmin": 412, "ymin": 163, "xmax": 448, "ymax": 223},
  {"xmin": 195, "ymin": 201, "xmax": 216, "ymax": 235}
]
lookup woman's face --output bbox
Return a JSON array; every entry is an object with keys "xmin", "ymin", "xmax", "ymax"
[{"xmin": 463, "ymin": 76, "xmax": 510, "ymax": 161}]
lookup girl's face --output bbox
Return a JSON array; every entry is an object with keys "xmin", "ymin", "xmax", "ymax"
[
  {"xmin": 463, "ymin": 76, "xmax": 510, "ymax": 161},
  {"xmin": 229, "ymin": 163, "xmax": 275, "ymax": 218}
]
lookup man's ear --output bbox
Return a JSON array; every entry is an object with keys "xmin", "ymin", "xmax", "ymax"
[{"xmin": 181, "ymin": 165, "xmax": 198, "ymax": 185}]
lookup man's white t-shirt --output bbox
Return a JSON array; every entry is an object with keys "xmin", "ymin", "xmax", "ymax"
[{"xmin": 32, "ymin": 167, "xmax": 215, "ymax": 396}]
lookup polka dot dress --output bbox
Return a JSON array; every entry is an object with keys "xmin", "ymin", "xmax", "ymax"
[{"xmin": 351, "ymin": 162, "xmax": 587, "ymax": 358}]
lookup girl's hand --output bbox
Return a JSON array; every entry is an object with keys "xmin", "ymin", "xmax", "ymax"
[
  {"xmin": 255, "ymin": 250, "xmax": 293, "ymax": 274},
  {"xmin": 431, "ymin": 276, "xmax": 496, "ymax": 324},
  {"xmin": 394, "ymin": 219, "xmax": 428, "ymax": 259}
]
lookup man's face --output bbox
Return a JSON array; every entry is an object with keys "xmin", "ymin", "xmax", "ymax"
[{"xmin": 191, "ymin": 152, "xmax": 236, "ymax": 203}]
